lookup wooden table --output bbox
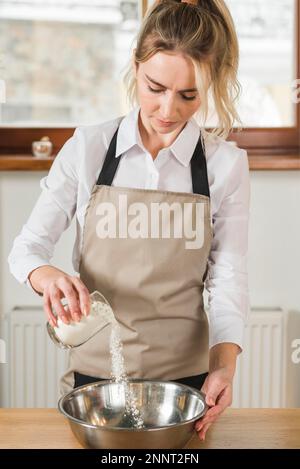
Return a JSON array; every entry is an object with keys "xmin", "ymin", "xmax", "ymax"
[{"xmin": 0, "ymin": 409, "xmax": 299, "ymax": 449}]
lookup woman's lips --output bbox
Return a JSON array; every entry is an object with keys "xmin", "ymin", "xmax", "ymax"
[{"xmin": 156, "ymin": 118, "xmax": 177, "ymax": 127}]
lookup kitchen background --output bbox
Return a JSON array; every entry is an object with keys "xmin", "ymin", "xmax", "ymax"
[{"xmin": 0, "ymin": 0, "xmax": 299, "ymax": 408}]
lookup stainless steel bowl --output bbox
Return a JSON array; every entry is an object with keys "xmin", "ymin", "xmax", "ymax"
[{"xmin": 58, "ymin": 380, "xmax": 207, "ymax": 449}]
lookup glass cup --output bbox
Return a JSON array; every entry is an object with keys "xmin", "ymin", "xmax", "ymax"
[{"xmin": 46, "ymin": 290, "xmax": 115, "ymax": 349}]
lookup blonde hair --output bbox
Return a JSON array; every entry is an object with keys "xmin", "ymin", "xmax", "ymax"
[{"xmin": 123, "ymin": 0, "xmax": 242, "ymax": 139}]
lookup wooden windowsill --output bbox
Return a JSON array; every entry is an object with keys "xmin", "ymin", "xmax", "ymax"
[
  {"xmin": 249, "ymin": 154, "xmax": 300, "ymax": 170},
  {"xmin": 0, "ymin": 153, "xmax": 300, "ymax": 171},
  {"xmin": 0, "ymin": 155, "xmax": 55, "ymax": 171}
]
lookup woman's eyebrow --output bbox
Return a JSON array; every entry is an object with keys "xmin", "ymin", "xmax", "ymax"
[{"xmin": 145, "ymin": 73, "xmax": 197, "ymax": 92}]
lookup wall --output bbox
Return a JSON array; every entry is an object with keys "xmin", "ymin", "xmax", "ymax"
[{"xmin": 248, "ymin": 170, "xmax": 300, "ymax": 310}]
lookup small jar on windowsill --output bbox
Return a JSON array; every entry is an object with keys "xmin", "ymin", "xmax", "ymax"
[{"xmin": 32, "ymin": 136, "xmax": 53, "ymax": 158}]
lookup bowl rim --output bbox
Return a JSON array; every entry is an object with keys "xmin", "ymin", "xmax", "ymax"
[{"xmin": 58, "ymin": 379, "xmax": 208, "ymax": 432}]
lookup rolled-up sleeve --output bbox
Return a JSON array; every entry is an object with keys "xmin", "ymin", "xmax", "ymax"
[
  {"xmin": 206, "ymin": 148, "xmax": 250, "ymax": 352},
  {"xmin": 7, "ymin": 127, "xmax": 83, "ymax": 287}
]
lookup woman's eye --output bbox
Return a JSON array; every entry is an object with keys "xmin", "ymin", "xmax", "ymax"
[
  {"xmin": 148, "ymin": 86, "xmax": 162, "ymax": 94},
  {"xmin": 182, "ymin": 95, "xmax": 197, "ymax": 101},
  {"xmin": 147, "ymin": 86, "xmax": 196, "ymax": 101}
]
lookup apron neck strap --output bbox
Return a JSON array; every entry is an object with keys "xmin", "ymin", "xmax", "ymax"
[
  {"xmin": 190, "ymin": 133, "xmax": 210, "ymax": 197},
  {"xmin": 97, "ymin": 123, "xmax": 210, "ymax": 198}
]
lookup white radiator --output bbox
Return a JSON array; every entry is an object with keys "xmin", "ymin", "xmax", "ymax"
[
  {"xmin": 232, "ymin": 308, "xmax": 284, "ymax": 408},
  {"xmin": 4, "ymin": 306, "xmax": 68, "ymax": 408},
  {"xmin": 3, "ymin": 306, "xmax": 300, "ymax": 408}
]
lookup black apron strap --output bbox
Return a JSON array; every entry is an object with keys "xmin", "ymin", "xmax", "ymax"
[
  {"xmin": 97, "ymin": 122, "xmax": 210, "ymax": 198},
  {"xmin": 96, "ymin": 125, "xmax": 121, "ymax": 186},
  {"xmin": 190, "ymin": 133, "xmax": 210, "ymax": 198}
]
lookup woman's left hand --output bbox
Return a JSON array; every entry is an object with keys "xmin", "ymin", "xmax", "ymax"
[{"xmin": 195, "ymin": 366, "xmax": 233, "ymax": 441}]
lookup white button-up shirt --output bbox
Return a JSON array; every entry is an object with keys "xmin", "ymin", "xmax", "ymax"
[{"xmin": 8, "ymin": 106, "xmax": 251, "ymax": 351}]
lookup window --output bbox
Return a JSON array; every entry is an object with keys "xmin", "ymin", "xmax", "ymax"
[
  {"xmin": 0, "ymin": 0, "xmax": 144, "ymax": 154},
  {"xmin": 0, "ymin": 0, "xmax": 141, "ymax": 126},
  {"xmin": 212, "ymin": 0, "xmax": 296, "ymax": 128},
  {"xmin": 0, "ymin": 0, "xmax": 299, "ymax": 159},
  {"xmin": 227, "ymin": 0, "xmax": 300, "ymax": 154}
]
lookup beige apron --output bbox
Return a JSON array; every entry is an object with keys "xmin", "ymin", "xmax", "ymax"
[{"xmin": 60, "ymin": 121, "xmax": 213, "ymax": 394}]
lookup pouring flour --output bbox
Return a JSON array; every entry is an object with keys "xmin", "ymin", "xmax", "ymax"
[{"xmin": 47, "ymin": 290, "xmax": 144, "ymax": 428}]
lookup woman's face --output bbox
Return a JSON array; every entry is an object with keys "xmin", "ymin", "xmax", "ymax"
[{"xmin": 134, "ymin": 51, "xmax": 201, "ymax": 135}]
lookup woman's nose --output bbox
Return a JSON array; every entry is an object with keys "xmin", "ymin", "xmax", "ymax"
[{"xmin": 159, "ymin": 95, "xmax": 177, "ymax": 120}]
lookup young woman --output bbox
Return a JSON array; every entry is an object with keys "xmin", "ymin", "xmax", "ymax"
[{"xmin": 8, "ymin": 0, "xmax": 250, "ymax": 441}]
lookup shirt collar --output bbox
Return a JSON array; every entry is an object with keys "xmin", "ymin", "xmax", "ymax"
[{"xmin": 115, "ymin": 106, "xmax": 201, "ymax": 167}]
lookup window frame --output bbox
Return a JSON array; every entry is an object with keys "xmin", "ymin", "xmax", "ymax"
[
  {"xmin": 0, "ymin": 0, "xmax": 299, "ymax": 158},
  {"xmin": 230, "ymin": 0, "xmax": 300, "ymax": 155}
]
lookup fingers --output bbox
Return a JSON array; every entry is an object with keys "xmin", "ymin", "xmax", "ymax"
[
  {"xmin": 195, "ymin": 368, "xmax": 235, "ymax": 441},
  {"xmin": 197, "ymin": 422, "xmax": 211, "ymax": 441},
  {"xmin": 201, "ymin": 370, "xmax": 232, "ymax": 408},
  {"xmin": 71, "ymin": 277, "xmax": 91, "ymax": 317},
  {"xmin": 201, "ymin": 375, "xmax": 223, "ymax": 407},
  {"xmin": 50, "ymin": 287, "xmax": 72, "ymax": 324},
  {"xmin": 195, "ymin": 377, "xmax": 233, "ymax": 438},
  {"xmin": 205, "ymin": 380, "xmax": 223, "ymax": 407},
  {"xmin": 44, "ymin": 292, "xmax": 57, "ymax": 327},
  {"xmin": 45, "ymin": 276, "xmax": 91, "ymax": 324},
  {"xmin": 42, "ymin": 271, "xmax": 91, "ymax": 326},
  {"xmin": 57, "ymin": 277, "xmax": 84, "ymax": 322},
  {"xmin": 203, "ymin": 404, "xmax": 223, "ymax": 420},
  {"xmin": 197, "ymin": 385, "xmax": 232, "ymax": 429},
  {"xmin": 195, "ymin": 404, "xmax": 223, "ymax": 432},
  {"xmin": 217, "ymin": 385, "xmax": 233, "ymax": 408}
]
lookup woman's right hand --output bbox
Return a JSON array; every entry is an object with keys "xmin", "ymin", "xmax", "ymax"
[{"xmin": 28, "ymin": 265, "xmax": 91, "ymax": 328}]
